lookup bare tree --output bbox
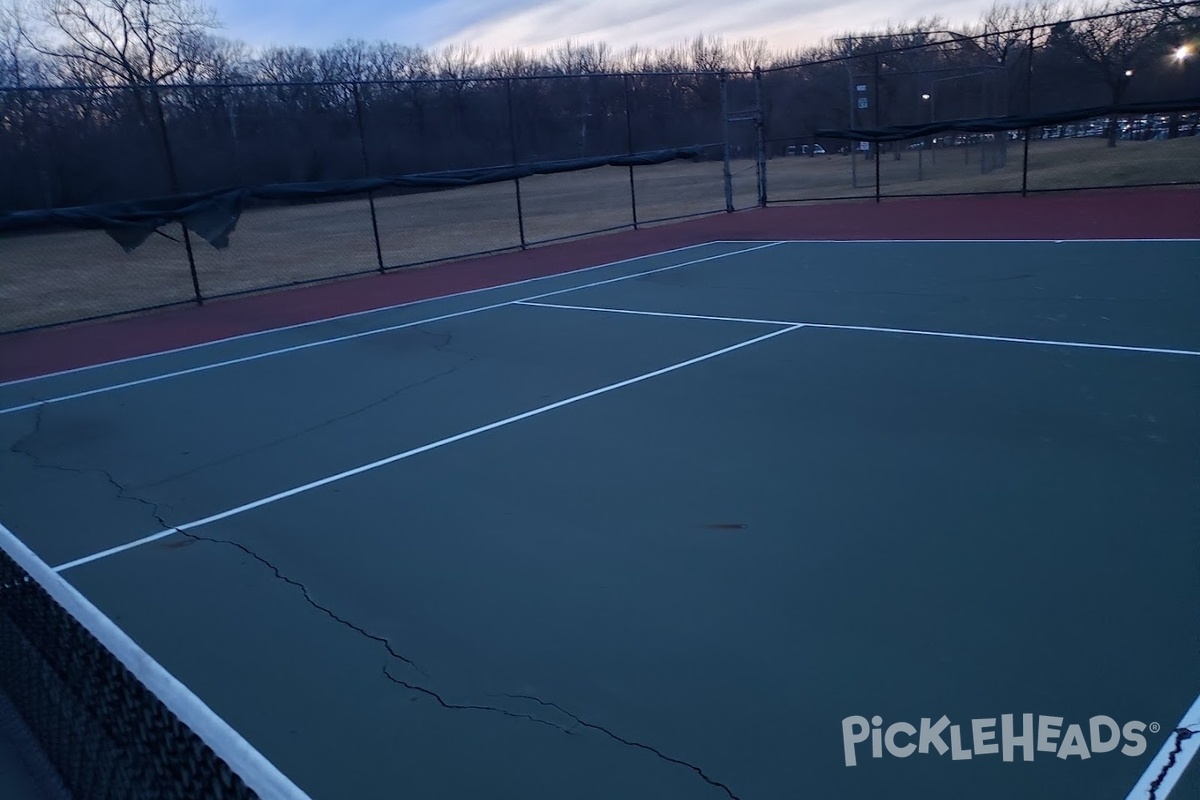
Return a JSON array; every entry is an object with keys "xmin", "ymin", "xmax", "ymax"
[
  {"xmin": 1125, "ymin": 0, "xmax": 1200, "ymax": 25},
  {"xmin": 255, "ymin": 45, "xmax": 317, "ymax": 82},
  {"xmin": 967, "ymin": 0, "xmax": 1065, "ymax": 58},
  {"xmin": 690, "ymin": 34, "xmax": 728, "ymax": 72},
  {"xmin": 27, "ymin": 0, "xmax": 219, "ymax": 84},
  {"xmin": 175, "ymin": 31, "xmax": 247, "ymax": 83},
  {"xmin": 1, "ymin": 0, "xmax": 29, "ymax": 85},
  {"xmin": 729, "ymin": 38, "xmax": 768, "ymax": 72},
  {"xmin": 437, "ymin": 42, "xmax": 479, "ymax": 80},
  {"xmin": 488, "ymin": 47, "xmax": 541, "ymax": 78},
  {"xmin": 1061, "ymin": 0, "xmax": 1167, "ymax": 145},
  {"xmin": 548, "ymin": 40, "xmax": 612, "ymax": 74},
  {"xmin": 363, "ymin": 41, "xmax": 430, "ymax": 81}
]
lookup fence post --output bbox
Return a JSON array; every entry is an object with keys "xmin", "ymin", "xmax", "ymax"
[
  {"xmin": 720, "ymin": 73, "xmax": 734, "ymax": 212},
  {"xmin": 151, "ymin": 84, "xmax": 203, "ymax": 306},
  {"xmin": 623, "ymin": 74, "xmax": 639, "ymax": 230},
  {"xmin": 1022, "ymin": 25, "xmax": 1036, "ymax": 197},
  {"xmin": 505, "ymin": 79, "xmax": 527, "ymax": 249},
  {"xmin": 873, "ymin": 55, "xmax": 881, "ymax": 203},
  {"xmin": 754, "ymin": 66, "xmax": 767, "ymax": 208},
  {"xmin": 352, "ymin": 82, "xmax": 385, "ymax": 273}
]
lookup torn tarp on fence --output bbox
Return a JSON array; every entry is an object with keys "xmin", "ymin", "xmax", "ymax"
[
  {"xmin": 815, "ymin": 97, "xmax": 1200, "ymax": 143},
  {"xmin": 0, "ymin": 145, "xmax": 715, "ymax": 252}
]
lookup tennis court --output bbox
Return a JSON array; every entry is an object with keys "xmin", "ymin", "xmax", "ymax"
[{"xmin": 1, "ymin": 236, "xmax": 1198, "ymax": 800}]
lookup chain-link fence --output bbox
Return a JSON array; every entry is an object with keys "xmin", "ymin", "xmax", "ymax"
[
  {"xmin": 2, "ymin": 5, "xmax": 1197, "ymax": 333},
  {"xmin": 763, "ymin": 5, "xmax": 1200, "ymax": 203},
  {"xmin": 0, "ymin": 71, "xmax": 739, "ymax": 332}
]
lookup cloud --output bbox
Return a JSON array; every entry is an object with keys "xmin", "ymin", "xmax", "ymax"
[
  {"xmin": 428, "ymin": 0, "xmax": 1007, "ymax": 54},
  {"xmin": 207, "ymin": 0, "xmax": 443, "ymax": 49},
  {"xmin": 204, "ymin": 0, "xmax": 1012, "ymax": 55}
]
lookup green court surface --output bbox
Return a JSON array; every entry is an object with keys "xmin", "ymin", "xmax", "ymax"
[{"xmin": 1, "ymin": 239, "xmax": 1197, "ymax": 800}]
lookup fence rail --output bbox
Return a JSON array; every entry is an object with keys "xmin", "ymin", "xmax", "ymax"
[{"xmin": 2, "ymin": 4, "xmax": 1198, "ymax": 333}]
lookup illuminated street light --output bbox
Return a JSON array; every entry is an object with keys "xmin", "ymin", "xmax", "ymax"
[
  {"xmin": 921, "ymin": 93, "xmax": 931, "ymax": 100},
  {"xmin": 1175, "ymin": 45, "xmax": 1194, "ymax": 63},
  {"xmin": 1124, "ymin": 69, "xmax": 1134, "ymax": 77}
]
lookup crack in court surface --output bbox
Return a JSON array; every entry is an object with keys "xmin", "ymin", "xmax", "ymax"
[
  {"xmin": 8, "ymin": 404, "xmax": 179, "ymax": 524},
  {"xmin": 187, "ymin": 531, "xmax": 743, "ymax": 798},
  {"xmin": 495, "ymin": 694, "xmax": 744, "ymax": 800},
  {"xmin": 138, "ymin": 344, "xmax": 478, "ymax": 490},
  {"xmin": 9, "ymin": 412, "xmax": 745, "ymax": 798}
]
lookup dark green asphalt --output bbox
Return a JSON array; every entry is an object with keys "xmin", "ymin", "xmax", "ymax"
[{"xmin": 0, "ymin": 241, "xmax": 1196, "ymax": 800}]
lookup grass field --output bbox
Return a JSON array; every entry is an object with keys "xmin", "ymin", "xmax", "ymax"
[
  {"xmin": 767, "ymin": 134, "xmax": 1200, "ymax": 199},
  {"xmin": 2, "ymin": 136, "xmax": 1197, "ymax": 332}
]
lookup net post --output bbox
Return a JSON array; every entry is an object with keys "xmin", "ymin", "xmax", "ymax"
[
  {"xmin": 872, "ymin": 55, "xmax": 881, "ymax": 203},
  {"xmin": 352, "ymin": 82, "xmax": 385, "ymax": 273},
  {"xmin": 505, "ymin": 79, "xmax": 527, "ymax": 249},
  {"xmin": 624, "ymin": 73, "xmax": 638, "ymax": 230},
  {"xmin": 720, "ymin": 72, "xmax": 734, "ymax": 212},
  {"xmin": 754, "ymin": 66, "xmax": 767, "ymax": 208},
  {"xmin": 151, "ymin": 84, "xmax": 203, "ymax": 305}
]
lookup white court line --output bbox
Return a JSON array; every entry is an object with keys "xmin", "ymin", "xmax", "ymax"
[
  {"xmin": 516, "ymin": 301, "xmax": 1200, "ymax": 357},
  {"xmin": 0, "ymin": 243, "xmax": 782, "ymax": 417},
  {"xmin": 517, "ymin": 300, "xmax": 795, "ymax": 326},
  {"xmin": 53, "ymin": 323, "xmax": 804, "ymax": 573},
  {"xmin": 0, "ymin": 240, "xmax": 727, "ymax": 390},
  {"xmin": 0, "ymin": 521, "xmax": 312, "ymax": 800},
  {"xmin": 1124, "ymin": 692, "xmax": 1200, "ymax": 800},
  {"xmin": 711, "ymin": 238, "xmax": 1200, "ymax": 243},
  {"xmin": 797, "ymin": 321, "xmax": 1200, "ymax": 357},
  {"xmin": 11, "ymin": 237, "xmax": 1193, "ymax": 391}
]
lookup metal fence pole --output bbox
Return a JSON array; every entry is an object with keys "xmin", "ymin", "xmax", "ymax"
[
  {"xmin": 1022, "ymin": 25, "xmax": 1036, "ymax": 197},
  {"xmin": 720, "ymin": 73, "xmax": 734, "ymax": 212},
  {"xmin": 505, "ymin": 79, "xmax": 527, "ymax": 249},
  {"xmin": 873, "ymin": 55, "xmax": 881, "ymax": 203},
  {"xmin": 352, "ymin": 82, "xmax": 385, "ymax": 273},
  {"xmin": 623, "ymin": 74, "xmax": 639, "ymax": 229},
  {"xmin": 846, "ymin": 61, "xmax": 859, "ymax": 189},
  {"xmin": 151, "ymin": 84, "xmax": 203, "ymax": 305},
  {"xmin": 754, "ymin": 67, "xmax": 767, "ymax": 207}
]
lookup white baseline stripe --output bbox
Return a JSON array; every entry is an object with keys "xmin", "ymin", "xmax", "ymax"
[
  {"xmin": 516, "ymin": 300, "xmax": 795, "ymax": 326},
  {"xmin": 0, "ymin": 243, "xmax": 781, "ymax": 417},
  {"xmin": 712, "ymin": 238, "xmax": 1200, "ymax": 244},
  {"xmin": 517, "ymin": 301, "xmax": 1200, "ymax": 357},
  {"xmin": 798, "ymin": 321, "xmax": 1200, "ymax": 357},
  {"xmin": 0, "ymin": 521, "xmax": 312, "ymax": 800},
  {"xmin": 1124, "ymin": 692, "xmax": 1200, "ymax": 800},
  {"xmin": 0, "ymin": 240, "xmax": 728, "ymax": 390},
  {"xmin": 53, "ymin": 323, "xmax": 804, "ymax": 573}
]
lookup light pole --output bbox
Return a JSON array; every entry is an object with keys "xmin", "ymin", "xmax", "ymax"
[
  {"xmin": 1166, "ymin": 46, "xmax": 1193, "ymax": 138},
  {"xmin": 831, "ymin": 51, "xmax": 861, "ymax": 189},
  {"xmin": 920, "ymin": 92, "xmax": 933, "ymax": 171}
]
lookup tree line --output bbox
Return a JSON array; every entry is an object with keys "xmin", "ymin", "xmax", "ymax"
[{"xmin": 0, "ymin": 0, "xmax": 1196, "ymax": 213}]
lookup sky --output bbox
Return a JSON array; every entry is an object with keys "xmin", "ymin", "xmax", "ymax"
[{"xmin": 206, "ymin": 0, "xmax": 1010, "ymax": 55}]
